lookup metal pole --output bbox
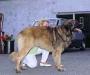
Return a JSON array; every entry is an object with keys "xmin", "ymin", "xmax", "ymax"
[{"xmin": 73, "ymin": 13, "xmax": 75, "ymax": 20}]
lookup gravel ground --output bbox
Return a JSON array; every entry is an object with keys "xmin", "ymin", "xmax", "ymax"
[{"xmin": 0, "ymin": 49, "xmax": 90, "ymax": 75}]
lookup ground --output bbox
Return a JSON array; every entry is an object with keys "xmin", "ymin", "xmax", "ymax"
[{"xmin": 0, "ymin": 49, "xmax": 90, "ymax": 75}]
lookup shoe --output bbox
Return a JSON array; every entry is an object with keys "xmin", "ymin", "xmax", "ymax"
[
  {"xmin": 40, "ymin": 62, "xmax": 52, "ymax": 67},
  {"xmin": 21, "ymin": 63, "xmax": 28, "ymax": 70}
]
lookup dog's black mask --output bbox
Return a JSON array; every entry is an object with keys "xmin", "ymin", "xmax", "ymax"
[{"xmin": 63, "ymin": 19, "xmax": 76, "ymax": 32}]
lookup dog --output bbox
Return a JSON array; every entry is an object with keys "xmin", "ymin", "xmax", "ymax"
[{"xmin": 10, "ymin": 19, "xmax": 76, "ymax": 73}]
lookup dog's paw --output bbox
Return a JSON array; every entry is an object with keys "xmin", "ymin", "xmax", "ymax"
[
  {"xmin": 57, "ymin": 67, "xmax": 65, "ymax": 72},
  {"xmin": 15, "ymin": 68, "xmax": 22, "ymax": 73},
  {"xmin": 56, "ymin": 64, "xmax": 65, "ymax": 72}
]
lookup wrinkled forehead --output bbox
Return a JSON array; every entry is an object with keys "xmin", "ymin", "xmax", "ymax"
[{"xmin": 63, "ymin": 19, "xmax": 75, "ymax": 25}]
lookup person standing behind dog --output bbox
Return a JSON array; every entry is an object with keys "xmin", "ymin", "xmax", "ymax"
[
  {"xmin": 71, "ymin": 28, "xmax": 85, "ymax": 49},
  {"xmin": 22, "ymin": 20, "xmax": 51, "ymax": 69}
]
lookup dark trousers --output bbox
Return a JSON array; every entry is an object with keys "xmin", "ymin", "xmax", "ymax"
[
  {"xmin": 69, "ymin": 40, "xmax": 84, "ymax": 48},
  {"xmin": 4, "ymin": 40, "xmax": 14, "ymax": 54}
]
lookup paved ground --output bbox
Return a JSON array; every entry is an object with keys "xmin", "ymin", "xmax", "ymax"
[{"xmin": 0, "ymin": 49, "xmax": 90, "ymax": 75}]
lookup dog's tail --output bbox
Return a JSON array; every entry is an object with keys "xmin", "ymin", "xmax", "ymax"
[{"xmin": 9, "ymin": 51, "xmax": 18, "ymax": 62}]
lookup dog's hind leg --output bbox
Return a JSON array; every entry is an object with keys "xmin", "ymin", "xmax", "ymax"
[
  {"xmin": 15, "ymin": 36, "xmax": 34, "ymax": 73},
  {"xmin": 15, "ymin": 47, "xmax": 30, "ymax": 73}
]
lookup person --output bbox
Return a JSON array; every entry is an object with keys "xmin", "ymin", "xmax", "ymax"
[
  {"xmin": 21, "ymin": 20, "xmax": 51, "ymax": 69},
  {"xmin": 70, "ymin": 28, "xmax": 85, "ymax": 50}
]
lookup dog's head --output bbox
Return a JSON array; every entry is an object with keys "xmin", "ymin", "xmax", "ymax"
[
  {"xmin": 60, "ymin": 19, "xmax": 78, "ymax": 38},
  {"xmin": 63, "ymin": 19, "xmax": 76, "ymax": 31}
]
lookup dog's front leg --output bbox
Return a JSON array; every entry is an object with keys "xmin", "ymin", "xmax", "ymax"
[{"xmin": 52, "ymin": 49, "xmax": 64, "ymax": 71}]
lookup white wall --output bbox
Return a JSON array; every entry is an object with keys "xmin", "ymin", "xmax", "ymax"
[
  {"xmin": 0, "ymin": 0, "xmax": 56, "ymax": 36},
  {"xmin": 53, "ymin": 0, "xmax": 90, "ymax": 12},
  {"xmin": 0, "ymin": 0, "xmax": 90, "ymax": 36}
]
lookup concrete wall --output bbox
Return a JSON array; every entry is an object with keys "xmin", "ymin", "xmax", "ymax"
[
  {"xmin": 53, "ymin": 0, "xmax": 90, "ymax": 12},
  {"xmin": 0, "ymin": 0, "xmax": 90, "ymax": 36}
]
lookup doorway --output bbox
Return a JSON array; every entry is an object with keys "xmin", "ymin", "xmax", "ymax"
[{"xmin": 56, "ymin": 12, "xmax": 90, "ymax": 47}]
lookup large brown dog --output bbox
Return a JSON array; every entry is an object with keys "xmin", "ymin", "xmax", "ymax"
[{"xmin": 10, "ymin": 19, "xmax": 75, "ymax": 73}]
